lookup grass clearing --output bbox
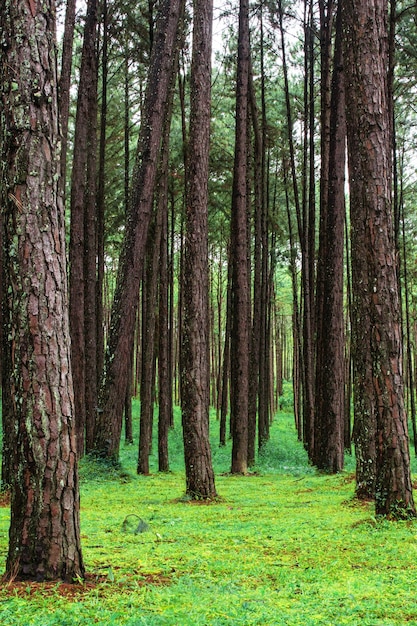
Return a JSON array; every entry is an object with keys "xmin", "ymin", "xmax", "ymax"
[{"xmin": 1, "ymin": 403, "xmax": 417, "ymax": 624}]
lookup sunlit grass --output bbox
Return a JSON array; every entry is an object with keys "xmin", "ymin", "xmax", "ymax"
[{"xmin": 1, "ymin": 396, "xmax": 417, "ymax": 624}]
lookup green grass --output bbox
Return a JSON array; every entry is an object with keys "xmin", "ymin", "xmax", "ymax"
[{"xmin": 1, "ymin": 402, "xmax": 417, "ymax": 625}]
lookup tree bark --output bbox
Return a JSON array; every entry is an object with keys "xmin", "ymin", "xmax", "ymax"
[
  {"xmin": 344, "ymin": 0, "xmax": 415, "ymax": 516},
  {"xmin": 180, "ymin": 0, "xmax": 217, "ymax": 499},
  {"xmin": 0, "ymin": 0, "xmax": 84, "ymax": 580}
]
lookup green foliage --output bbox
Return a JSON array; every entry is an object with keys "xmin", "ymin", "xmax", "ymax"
[{"xmin": 1, "ymin": 407, "xmax": 416, "ymax": 624}]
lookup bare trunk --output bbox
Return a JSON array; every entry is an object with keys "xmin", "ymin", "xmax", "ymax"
[
  {"xmin": 230, "ymin": 0, "xmax": 251, "ymax": 475},
  {"xmin": 344, "ymin": 0, "xmax": 415, "ymax": 516},
  {"xmin": 1, "ymin": 0, "xmax": 84, "ymax": 580},
  {"xmin": 180, "ymin": 0, "xmax": 217, "ymax": 499}
]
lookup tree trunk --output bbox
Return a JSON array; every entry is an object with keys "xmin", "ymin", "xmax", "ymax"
[
  {"xmin": 69, "ymin": 0, "xmax": 99, "ymax": 458},
  {"xmin": 137, "ymin": 218, "xmax": 161, "ymax": 475},
  {"xmin": 180, "ymin": 0, "xmax": 217, "ymax": 499},
  {"xmin": 58, "ymin": 0, "xmax": 77, "ymax": 202},
  {"xmin": 314, "ymin": 0, "xmax": 345, "ymax": 473},
  {"xmin": 219, "ymin": 251, "xmax": 232, "ymax": 447},
  {"xmin": 94, "ymin": 0, "xmax": 109, "ymax": 454},
  {"xmin": 0, "ymin": 0, "xmax": 84, "ymax": 580},
  {"xmin": 344, "ymin": 0, "xmax": 415, "ymax": 517},
  {"xmin": 230, "ymin": 0, "xmax": 251, "ymax": 475},
  {"xmin": 247, "ymin": 63, "xmax": 262, "ymax": 466},
  {"xmin": 94, "ymin": 0, "xmax": 183, "ymax": 461}
]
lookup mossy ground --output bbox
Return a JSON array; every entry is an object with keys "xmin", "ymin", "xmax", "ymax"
[{"xmin": 1, "ymin": 401, "xmax": 417, "ymax": 625}]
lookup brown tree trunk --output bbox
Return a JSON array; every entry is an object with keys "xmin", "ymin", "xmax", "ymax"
[
  {"xmin": 230, "ymin": 0, "xmax": 251, "ymax": 475},
  {"xmin": 157, "ymin": 88, "xmax": 177, "ymax": 473},
  {"xmin": 344, "ymin": 0, "xmax": 415, "ymax": 517},
  {"xmin": 180, "ymin": 0, "xmax": 217, "ymax": 499},
  {"xmin": 58, "ymin": 0, "xmax": 77, "ymax": 201},
  {"xmin": 314, "ymin": 0, "xmax": 345, "ymax": 472},
  {"xmin": 137, "ymin": 217, "xmax": 161, "ymax": 475},
  {"xmin": 0, "ymin": 0, "xmax": 84, "ymax": 580},
  {"xmin": 278, "ymin": 0, "xmax": 315, "ymax": 455},
  {"xmin": 94, "ymin": 0, "xmax": 183, "ymax": 461},
  {"xmin": 247, "ymin": 63, "xmax": 262, "ymax": 466},
  {"xmin": 158, "ymin": 197, "xmax": 171, "ymax": 471},
  {"xmin": 94, "ymin": 0, "xmax": 109, "ymax": 454},
  {"xmin": 69, "ymin": 0, "xmax": 99, "ymax": 458},
  {"xmin": 219, "ymin": 251, "xmax": 232, "ymax": 447}
]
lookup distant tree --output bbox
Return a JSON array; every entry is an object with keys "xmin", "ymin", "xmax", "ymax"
[
  {"xmin": 344, "ymin": 0, "xmax": 415, "ymax": 516},
  {"xmin": 313, "ymin": 0, "xmax": 346, "ymax": 472},
  {"xmin": 0, "ymin": 0, "xmax": 84, "ymax": 579},
  {"xmin": 69, "ymin": 0, "xmax": 99, "ymax": 457},
  {"xmin": 58, "ymin": 0, "xmax": 76, "ymax": 201},
  {"xmin": 181, "ymin": 0, "xmax": 217, "ymax": 499},
  {"xmin": 230, "ymin": 0, "xmax": 251, "ymax": 475}
]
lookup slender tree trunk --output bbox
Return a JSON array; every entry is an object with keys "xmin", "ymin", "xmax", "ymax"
[
  {"xmin": 58, "ymin": 0, "xmax": 77, "ymax": 201},
  {"xmin": 230, "ymin": 0, "xmax": 251, "ymax": 475},
  {"xmin": 157, "ymin": 134, "xmax": 174, "ymax": 473},
  {"xmin": 314, "ymin": 0, "xmax": 345, "ymax": 472},
  {"xmin": 0, "ymin": 0, "xmax": 84, "ymax": 580},
  {"xmin": 69, "ymin": 0, "xmax": 99, "ymax": 457},
  {"xmin": 181, "ymin": 0, "xmax": 217, "ymax": 499},
  {"xmin": 94, "ymin": 0, "xmax": 183, "ymax": 461},
  {"xmin": 247, "ymin": 63, "xmax": 262, "ymax": 466},
  {"xmin": 258, "ymin": 11, "xmax": 271, "ymax": 450},
  {"xmin": 219, "ymin": 251, "xmax": 232, "ymax": 447},
  {"xmin": 278, "ymin": 0, "xmax": 314, "ymax": 454},
  {"xmin": 344, "ymin": 0, "xmax": 415, "ymax": 517},
  {"xmin": 158, "ymin": 197, "xmax": 170, "ymax": 471},
  {"xmin": 94, "ymin": 0, "xmax": 108, "ymax": 453},
  {"xmin": 138, "ymin": 212, "xmax": 162, "ymax": 475}
]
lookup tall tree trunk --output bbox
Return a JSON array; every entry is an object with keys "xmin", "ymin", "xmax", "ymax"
[
  {"xmin": 69, "ymin": 0, "xmax": 99, "ymax": 457},
  {"xmin": 94, "ymin": 0, "xmax": 183, "ymax": 461},
  {"xmin": 137, "ymin": 214, "xmax": 162, "ymax": 475},
  {"xmin": 158, "ymin": 196, "xmax": 171, "ymax": 471},
  {"xmin": 258, "ymin": 9, "xmax": 271, "ymax": 450},
  {"xmin": 314, "ymin": 0, "xmax": 346, "ymax": 472},
  {"xmin": 94, "ymin": 0, "xmax": 109, "ymax": 454},
  {"xmin": 157, "ymin": 127, "xmax": 174, "ymax": 472},
  {"xmin": 230, "ymin": 0, "xmax": 251, "ymax": 475},
  {"xmin": 0, "ymin": 0, "xmax": 84, "ymax": 580},
  {"xmin": 247, "ymin": 63, "xmax": 262, "ymax": 466},
  {"xmin": 343, "ymin": 0, "xmax": 415, "ymax": 517},
  {"xmin": 58, "ymin": 0, "xmax": 77, "ymax": 201},
  {"xmin": 181, "ymin": 0, "xmax": 217, "ymax": 500},
  {"xmin": 219, "ymin": 250, "xmax": 232, "ymax": 447},
  {"xmin": 278, "ymin": 0, "xmax": 314, "ymax": 455}
]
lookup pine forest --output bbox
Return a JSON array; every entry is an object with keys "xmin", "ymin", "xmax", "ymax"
[{"xmin": 1, "ymin": 0, "xmax": 417, "ymax": 623}]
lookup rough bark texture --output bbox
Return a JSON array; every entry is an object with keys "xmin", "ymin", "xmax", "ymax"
[
  {"xmin": 180, "ymin": 0, "xmax": 217, "ymax": 499},
  {"xmin": 93, "ymin": 0, "xmax": 183, "ymax": 460},
  {"xmin": 344, "ymin": 0, "xmax": 415, "ymax": 516},
  {"xmin": 0, "ymin": 0, "xmax": 84, "ymax": 580}
]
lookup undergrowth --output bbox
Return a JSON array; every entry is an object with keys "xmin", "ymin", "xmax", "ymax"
[{"xmin": 0, "ymin": 400, "xmax": 416, "ymax": 625}]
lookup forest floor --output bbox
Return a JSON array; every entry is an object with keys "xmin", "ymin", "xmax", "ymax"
[{"xmin": 1, "ymin": 399, "xmax": 417, "ymax": 625}]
